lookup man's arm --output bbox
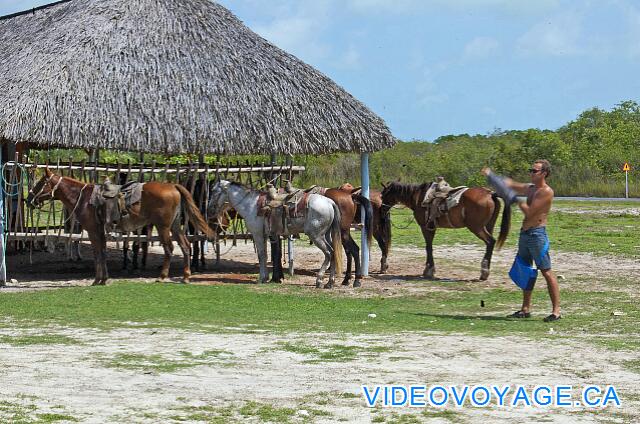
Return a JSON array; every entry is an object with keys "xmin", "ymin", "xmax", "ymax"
[
  {"xmin": 481, "ymin": 167, "xmax": 529, "ymax": 195},
  {"xmin": 519, "ymin": 187, "xmax": 553, "ymax": 218},
  {"xmin": 503, "ymin": 177, "xmax": 531, "ymax": 196}
]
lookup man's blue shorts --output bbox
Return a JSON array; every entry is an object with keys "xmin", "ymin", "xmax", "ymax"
[{"xmin": 517, "ymin": 227, "xmax": 551, "ymax": 271}]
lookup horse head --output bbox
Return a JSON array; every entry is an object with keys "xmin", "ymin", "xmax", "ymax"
[
  {"xmin": 207, "ymin": 179, "xmax": 231, "ymax": 219},
  {"xmin": 26, "ymin": 168, "xmax": 58, "ymax": 209}
]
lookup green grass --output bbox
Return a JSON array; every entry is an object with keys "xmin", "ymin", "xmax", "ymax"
[
  {"xmin": 238, "ymin": 401, "xmax": 296, "ymax": 423},
  {"xmin": 0, "ymin": 400, "xmax": 77, "ymax": 424},
  {"xmin": 0, "ymin": 334, "xmax": 81, "ymax": 346},
  {"xmin": 35, "ymin": 413, "xmax": 78, "ymax": 423},
  {"xmin": 387, "ymin": 200, "xmax": 640, "ymax": 257},
  {"xmin": 275, "ymin": 341, "xmax": 392, "ymax": 363},
  {"xmin": 100, "ymin": 349, "xmax": 234, "ymax": 373},
  {"xmin": 169, "ymin": 405, "xmax": 236, "ymax": 423},
  {"xmin": 1, "ymin": 282, "xmax": 638, "ymax": 344},
  {"xmin": 168, "ymin": 400, "xmax": 331, "ymax": 423}
]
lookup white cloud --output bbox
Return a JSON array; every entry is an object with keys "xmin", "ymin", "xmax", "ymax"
[
  {"xmin": 623, "ymin": 2, "xmax": 640, "ymax": 59},
  {"xmin": 249, "ymin": 1, "xmax": 334, "ymax": 62},
  {"xmin": 346, "ymin": 0, "xmax": 559, "ymax": 16},
  {"xmin": 336, "ymin": 44, "xmax": 362, "ymax": 69},
  {"xmin": 416, "ymin": 62, "xmax": 450, "ymax": 107},
  {"xmin": 463, "ymin": 37, "xmax": 500, "ymax": 60},
  {"xmin": 516, "ymin": 13, "xmax": 583, "ymax": 56},
  {"xmin": 347, "ymin": 0, "xmax": 423, "ymax": 14}
]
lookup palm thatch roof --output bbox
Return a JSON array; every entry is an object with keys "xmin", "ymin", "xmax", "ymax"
[{"xmin": 0, "ymin": 0, "xmax": 396, "ymax": 155}]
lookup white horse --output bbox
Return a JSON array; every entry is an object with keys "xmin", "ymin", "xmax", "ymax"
[{"xmin": 208, "ymin": 180, "xmax": 343, "ymax": 287}]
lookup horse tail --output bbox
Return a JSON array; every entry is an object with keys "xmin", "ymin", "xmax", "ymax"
[
  {"xmin": 352, "ymin": 193, "xmax": 373, "ymax": 247},
  {"xmin": 379, "ymin": 203, "xmax": 392, "ymax": 253},
  {"xmin": 330, "ymin": 201, "xmax": 344, "ymax": 276},
  {"xmin": 175, "ymin": 184, "xmax": 215, "ymax": 240},
  {"xmin": 487, "ymin": 192, "xmax": 501, "ymax": 234},
  {"xmin": 495, "ymin": 193, "xmax": 511, "ymax": 249}
]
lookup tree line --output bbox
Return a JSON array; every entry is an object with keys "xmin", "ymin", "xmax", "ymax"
[{"xmin": 30, "ymin": 101, "xmax": 640, "ymax": 197}]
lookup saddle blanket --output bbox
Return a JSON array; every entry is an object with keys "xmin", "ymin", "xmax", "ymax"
[{"xmin": 90, "ymin": 181, "xmax": 144, "ymax": 209}]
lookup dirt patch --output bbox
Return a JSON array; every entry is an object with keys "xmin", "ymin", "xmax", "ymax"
[
  {"xmin": 3, "ymin": 239, "xmax": 639, "ymax": 296},
  {"xmin": 554, "ymin": 206, "xmax": 640, "ymax": 216},
  {"xmin": 0, "ymin": 326, "xmax": 637, "ymax": 423}
]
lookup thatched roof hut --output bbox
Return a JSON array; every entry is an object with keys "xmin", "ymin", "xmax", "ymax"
[{"xmin": 0, "ymin": 0, "xmax": 396, "ymax": 155}]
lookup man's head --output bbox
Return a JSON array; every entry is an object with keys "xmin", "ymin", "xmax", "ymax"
[{"xmin": 529, "ymin": 159, "xmax": 551, "ymax": 181}]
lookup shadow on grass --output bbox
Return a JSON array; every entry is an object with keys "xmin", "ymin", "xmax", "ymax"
[
  {"xmin": 410, "ymin": 312, "xmax": 532, "ymax": 322},
  {"xmin": 375, "ymin": 273, "xmax": 481, "ymax": 283}
]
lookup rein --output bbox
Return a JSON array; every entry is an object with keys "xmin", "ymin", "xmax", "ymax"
[
  {"xmin": 62, "ymin": 183, "xmax": 89, "ymax": 224},
  {"xmin": 30, "ymin": 175, "xmax": 89, "ymax": 222}
]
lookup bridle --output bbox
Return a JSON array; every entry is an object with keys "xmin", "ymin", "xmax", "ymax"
[
  {"xmin": 28, "ymin": 174, "xmax": 88, "ymax": 223},
  {"xmin": 28, "ymin": 174, "xmax": 60, "ymax": 208}
]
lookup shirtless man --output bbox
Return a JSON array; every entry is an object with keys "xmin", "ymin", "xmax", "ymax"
[{"xmin": 482, "ymin": 160, "xmax": 561, "ymax": 322}]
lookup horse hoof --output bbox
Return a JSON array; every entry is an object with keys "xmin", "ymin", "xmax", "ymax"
[
  {"xmin": 323, "ymin": 283, "xmax": 333, "ymax": 289},
  {"xmin": 353, "ymin": 280, "xmax": 362, "ymax": 288},
  {"xmin": 315, "ymin": 282, "xmax": 322, "ymax": 289},
  {"xmin": 341, "ymin": 279, "xmax": 351, "ymax": 286}
]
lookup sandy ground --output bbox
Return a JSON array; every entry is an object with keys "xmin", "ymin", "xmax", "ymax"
[
  {"xmin": 0, "ymin": 326, "xmax": 638, "ymax": 423},
  {"xmin": 3, "ymin": 236, "xmax": 639, "ymax": 293},
  {"xmin": 1, "ymin": 240, "xmax": 639, "ymax": 422}
]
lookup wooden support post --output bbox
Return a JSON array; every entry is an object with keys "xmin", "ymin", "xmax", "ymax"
[{"xmin": 360, "ymin": 153, "xmax": 370, "ymax": 277}]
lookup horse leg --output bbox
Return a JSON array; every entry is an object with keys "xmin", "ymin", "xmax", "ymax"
[
  {"xmin": 374, "ymin": 234, "xmax": 388, "ymax": 274},
  {"xmin": 141, "ymin": 239, "xmax": 149, "ymax": 270},
  {"xmin": 89, "ymin": 232, "xmax": 108, "ymax": 286},
  {"xmin": 172, "ymin": 224, "xmax": 192, "ymax": 283},
  {"xmin": 123, "ymin": 241, "xmax": 129, "ymax": 270},
  {"xmin": 200, "ymin": 240, "xmax": 206, "ymax": 270},
  {"xmin": 270, "ymin": 236, "xmax": 284, "ymax": 283},
  {"xmin": 253, "ymin": 233, "xmax": 269, "ymax": 284},
  {"xmin": 347, "ymin": 235, "xmax": 363, "ymax": 288},
  {"xmin": 472, "ymin": 227, "xmax": 496, "ymax": 281},
  {"xmin": 191, "ymin": 238, "xmax": 200, "ymax": 272},
  {"xmin": 132, "ymin": 241, "xmax": 140, "ymax": 270},
  {"xmin": 310, "ymin": 235, "xmax": 332, "ymax": 289},
  {"xmin": 420, "ymin": 226, "xmax": 436, "ymax": 279},
  {"xmin": 73, "ymin": 241, "xmax": 82, "ymax": 261},
  {"xmin": 341, "ymin": 233, "xmax": 353, "ymax": 286},
  {"xmin": 157, "ymin": 227, "xmax": 174, "ymax": 282}
]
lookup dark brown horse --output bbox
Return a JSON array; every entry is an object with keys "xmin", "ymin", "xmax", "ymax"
[
  {"xmin": 380, "ymin": 181, "xmax": 510, "ymax": 280},
  {"xmin": 26, "ymin": 169, "xmax": 214, "ymax": 285},
  {"xmin": 339, "ymin": 183, "xmax": 392, "ymax": 274}
]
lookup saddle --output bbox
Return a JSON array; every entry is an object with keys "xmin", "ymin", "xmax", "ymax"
[
  {"xmin": 420, "ymin": 177, "xmax": 468, "ymax": 229},
  {"xmin": 90, "ymin": 178, "xmax": 144, "ymax": 225},
  {"xmin": 257, "ymin": 181, "xmax": 311, "ymax": 235}
]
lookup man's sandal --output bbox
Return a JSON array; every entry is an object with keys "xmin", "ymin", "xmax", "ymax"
[
  {"xmin": 507, "ymin": 310, "xmax": 531, "ymax": 318},
  {"xmin": 543, "ymin": 314, "xmax": 562, "ymax": 322}
]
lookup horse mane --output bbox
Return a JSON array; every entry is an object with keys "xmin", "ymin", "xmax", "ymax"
[
  {"xmin": 228, "ymin": 180, "xmax": 257, "ymax": 193},
  {"xmin": 388, "ymin": 181, "xmax": 430, "ymax": 197}
]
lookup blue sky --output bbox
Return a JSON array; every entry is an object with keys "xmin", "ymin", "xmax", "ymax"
[{"xmin": 3, "ymin": 0, "xmax": 640, "ymax": 141}]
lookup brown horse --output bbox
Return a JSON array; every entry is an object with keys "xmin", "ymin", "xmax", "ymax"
[
  {"xmin": 322, "ymin": 188, "xmax": 373, "ymax": 287},
  {"xmin": 339, "ymin": 183, "xmax": 392, "ymax": 274},
  {"xmin": 380, "ymin": 181, "xmax": 510, "ymax": 280},
  {"xmin": 26, "ymin": 169, "xmax": 214, "ymax": 285}
]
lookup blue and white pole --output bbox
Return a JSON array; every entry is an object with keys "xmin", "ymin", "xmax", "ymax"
[
  {"xmin": 360, "ymin": 153, "xmax": 370, "ymax": 277},
  {"xmin": 0, "ymin": 147, "xmax": 6, "ymax": 286}
]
